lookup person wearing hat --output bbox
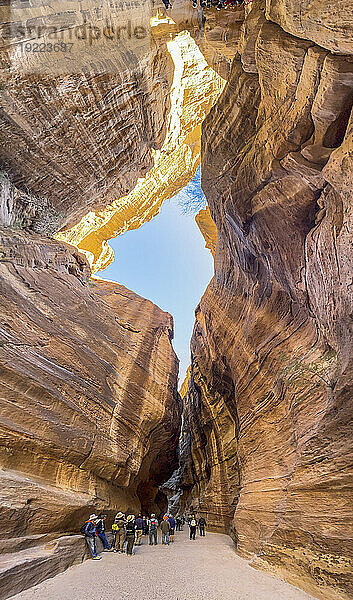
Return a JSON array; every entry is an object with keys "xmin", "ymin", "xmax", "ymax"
[
  {"xmin": 96, "ymin": 514, "xmax": 112, "ymax": 551},
  {"xmin": 84, "ymin": 514, "xmax": 102, "ymax": 560},
  {"xmin": 113, "ymin": 512, "xmax": 126, "ymax": 553},
  {"xmin": 189, "ymin": 514, "xmax": 197, "ymax": 540},
  {"xmin": 125, "ymin": 515, "xmax": 136, "ymax": 556},
  {"xmin": 160, "ymin": 515, "xmax": 171, "ymax": 545},
  {"xmin": 148, "ymin": 513, "xmax": 159, "ymax": 545}
]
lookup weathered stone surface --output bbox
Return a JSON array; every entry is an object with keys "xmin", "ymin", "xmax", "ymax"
[
  {"xmin": 181, "ymin": 8, "xmax": 353, "ymax": 600},
  {"xmin": 198, "ymin": 7, "xmax": 244, "ymax": 80},
  {"xmin": 195, "ymin": 207, "xmax": 218, "ymax": 257},
  {"xmin": 0, "ymin": 535, "xmax": 87, "ymax": 600},
  {"xmin": 265, "ymin": 0, "xmax": 353, "ymax": 54},
  {"xmin": 0, "ymin": 228, "xmax": 180, "ymax": 539},
  {"xmin": 0, "ymin": 15, "xmax": 174, "ymax": 232},
  {"xmin": 238, "ymin": 0, "xmax": 266, "ymax": 73}
]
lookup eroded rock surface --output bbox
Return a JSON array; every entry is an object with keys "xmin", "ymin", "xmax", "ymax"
[
  {"xmin": 181, "ymin": 4, "xmax": 353, "ymax": 600},
  {"xmin": 0, "ymin": 11, "xmax": 173, "ymax": 232},
  {"xmin": 0, "ymin": 228, "xmax": 180, "ymax": 538}
]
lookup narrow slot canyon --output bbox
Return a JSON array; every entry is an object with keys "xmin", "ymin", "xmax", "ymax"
[{"xmin": 0, "ymin": 1, "xmax": 352, "ymax": 600}]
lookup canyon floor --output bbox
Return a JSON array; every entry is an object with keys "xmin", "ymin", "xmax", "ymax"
[{"xmin": 11, "ymin": 530, "xmax": 316, "ymax": 600}]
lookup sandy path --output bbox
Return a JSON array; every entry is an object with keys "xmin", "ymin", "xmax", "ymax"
[{"xmin": 12, "ymin": 529, "xmax": 316, "ymax": 600}]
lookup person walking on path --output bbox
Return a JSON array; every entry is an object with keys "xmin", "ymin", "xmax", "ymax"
[
  {"xmin": 168, "ymin": 514, "xmax": 176, "ymax": 542},
  {"xmin": 143, "ymin": 516, "xmax": 148, "ymax": 535},
  {"xmin": 161, "ymin": 516, "xmax": 171, "ymax": 545},
  {"xmin": 175, "ymin": 517, "xmax": 182, "ymax": 531},
  {"xmin": 125, "ymin": 515, "xmax": 136, "ymax": 556},
  {"xmin": 83, "ymin": 514, "xmax": 102, "ymax": 560},
  {"xmin": 113, "ymin": 512, "xmax": 126, "ymax": 553},
  {"xmin": 148, "ymin": 514, "xmax": 159, "ymax": 545},
  {"xmin": 189, "ymin": 515, "xmax": 197, "ymax": 540},
  {"xmin": 96, "ymin": 514, "xmax": 112, "ymax": 550},
  {"xmin": 135, "ymin": 514, "xmax": 144, "ymax": 546},
  {"xmin": 198, "ymin": 516, "xmax": 206, "ymax": 537}
]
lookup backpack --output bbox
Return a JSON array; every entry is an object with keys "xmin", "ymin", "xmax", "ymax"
[
  {"xmin": 191, "ymin": 519, "xmax": 197, "ymax": 527},
  {"xmin": 150, "ymin": 518, "xmax": 158, "ymax": 530},
  {"xmin": 80, "ymin": 522, "xmax": 87, "ymax": 535},
  {"xmin": 112, "ymin": 523, "xmax": 120, "ymax": 531}
]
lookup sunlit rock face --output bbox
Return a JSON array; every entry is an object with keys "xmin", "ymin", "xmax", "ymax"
[
  {"xmin": 182, "ymin": 3, "xmax": 353, "ymax": 600},
  {"xmin": 195, "ymin": 206, "xmax": 217, "ymax": 257},
  {"xmin": 198, "ymin": 6, "xmax": 245, "ymax": 79},
  {"xmin": 57, "ymin": 28, "xmax": 225, "ymax": 272},
  {"xmin": 0, "ymin": 227, "xmax": 180, "ymax": 536}
]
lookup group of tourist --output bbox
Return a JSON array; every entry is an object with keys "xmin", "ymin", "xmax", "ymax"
[
  {"xmin": 162, "ymin": 0, "xmax": 248, "ymax": 11},
  {"xmin": 189, "ymin": 0, "xmax": 247, "ymax": 10},
  {"xmin": 81, "ymin": 513, "xmax": 207, "ymax": 559}
]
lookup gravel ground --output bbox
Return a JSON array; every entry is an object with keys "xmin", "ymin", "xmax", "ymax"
[{"xmin": 13, "ymin": 530, "xmax": 316, "ymax": 600}]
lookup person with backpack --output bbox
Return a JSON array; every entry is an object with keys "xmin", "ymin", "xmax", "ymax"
[
  {"xmin": 135, "ymin": 514, "xmax": 144, "ymax": 545},
  {"xmin": 96, "ymin": 514, "xmax": 112, "ymax": 551},
  {"xmin": 160, "ymin": 515, "xmax": 171, "ymax": 545},
  {"xmin": 125, "ymin": 515, "xmax": 136, "ymax": 556},
  {"xmin": 189, "ymin": 515, "xmax": 197, "ymax": 540},
  {"xmin": 168, "ymin": 514, "xmax": 176, "ymax": 542},
  {"xmin": 198, "ymin": 516, "xmax": 207, "ymax": 536},
  {"xmin": 148, "ymin": 513, "xmax": 159, "ymax": 545},
  {"xmin": 81, "ymin": 514, "xmax": 102, "ymax": 560},
  {"xmin": 113, "ymin": 512, "xmax": 126, "ymax": 553}
]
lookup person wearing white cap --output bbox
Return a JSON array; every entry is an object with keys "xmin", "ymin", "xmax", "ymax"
[{"xmin": 83, "ymin": 514, "xmax": 102, "ymax": 560}]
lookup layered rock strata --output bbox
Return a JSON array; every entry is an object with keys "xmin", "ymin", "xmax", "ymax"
[
  {"xmin": 0, "ymin": 227, "xmax": 180, "ymax": 539},
  {"xmin": 181, "ymin": 2, "xmax": 353, "ymax": 600},
  {"xmin": 0, "ymin": 5, "xmax": 174, "ymax": 232}
]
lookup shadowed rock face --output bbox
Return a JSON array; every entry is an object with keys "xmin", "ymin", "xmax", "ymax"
[
  {"xmin": 0, "ymin": 41, "xmax": 172, "ymax": 233},
  {"xmin": 0, "ymin": 227, "xmax": 180, "ymax": 537},
  {"xmin": 0, "ymin": 5, "xmax": 185, "ymax": 550},
  {"xmin": 181, "ymin": 4, "xmax": 353, "ymax": 600}
]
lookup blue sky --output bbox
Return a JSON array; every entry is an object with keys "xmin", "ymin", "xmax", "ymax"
[{"xmin": 96, "ymin": 169, "xmax": 213, "ymax": 386}]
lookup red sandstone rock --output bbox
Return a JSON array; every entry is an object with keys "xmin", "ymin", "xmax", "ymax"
[
  {"xmin": 182, "ymin": 6, "xmax": 353, "ymax": 600},
  {"xmin": 0, "ymin": 228, "xmax": 180, "ymax": 539}
]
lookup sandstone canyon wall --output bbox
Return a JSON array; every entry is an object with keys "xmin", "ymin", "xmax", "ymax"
[
  {"xmin": 181, "ymin": 2, "xmax": 353, "ymax": 600},
  {"xmin": 0, "ymin": 225, "xmax": 180, "ymax": 534},
  {"xmin": 0, "ymin": 9, "xmax": 183, "ymax": 595}
]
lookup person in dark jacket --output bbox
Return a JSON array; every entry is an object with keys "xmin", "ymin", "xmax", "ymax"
[
  {"xmin": 148, "ymin": 514, "xmax": 159, "ymax": 545},
  {"xmin": 84, "ymin": 514, "xmax": 102, "ymax": 560},
  {"xmin": 189, "ymin": 515, "xmax": 197, "ymax": 540},
  {"xmin": 135, "ymin": 515, "xmax": 144, "ymax": 545},
  {"xmin": 125, "ymin": 515, "xmax": 136, "ymax": 555},
  {"xmin": 198, "ymin": 516, "xmax": 207, "ymax": 536},
  {"xmin": 96, "ymin": 514, "xmax": 111, "ymax": 550},
  {"xmin": 168, "ymin": 514, "xmax": 176, "ymax": 542},
  {"xmin": 113, "ymin": 512, "xmax": 126, "ymax": 553},
  {"xmin": 161, "ymin": 516, "xmax": 171, "ymax": 545},
  {"xmin": 143, "ymin": 516, "xmax": 148, "ymax": 535}
]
